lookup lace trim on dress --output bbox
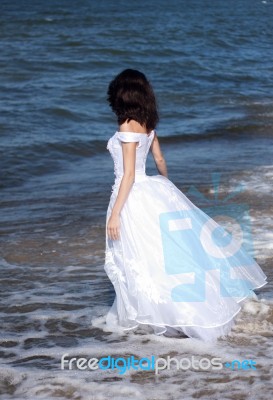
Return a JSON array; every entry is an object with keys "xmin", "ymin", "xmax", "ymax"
[{"xmin": 127, "ymin": 258, "xmax": 168, "ymax": 304}]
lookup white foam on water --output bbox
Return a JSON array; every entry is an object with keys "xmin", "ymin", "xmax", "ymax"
[
  {"xmin": 228, "ymin": 164, "xmax": 273, "ymax": 196},
  {"xmin": 218, "ymin": 165, "xmax": 273, "ymax": 266},
  {"xmin": 0, "ymin": 297, "xmax": 272, "ymax": 399}
]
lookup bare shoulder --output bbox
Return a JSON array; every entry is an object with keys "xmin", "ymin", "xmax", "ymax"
[
  {"xmin": 119, "ymin": 120, "xmax": 147, "ymax": 133},
  {"xmin": 150, "ymin": 131, "xmax": 166, "ymax": 163},
  {"xmin": 151, "ymin": 130, "xmax": 160, "ymax": 148},
  {"xmin": 152, "ymin": 130, "xmax": 159, "ymax": 140}
]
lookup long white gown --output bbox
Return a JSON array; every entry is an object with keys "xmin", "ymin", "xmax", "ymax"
[{"xmin": 103, "ymin": 130, "xmax": 268, "ymax": 341}]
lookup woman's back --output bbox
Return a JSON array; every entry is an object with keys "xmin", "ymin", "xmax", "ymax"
[{"xmin": 107, "ymin": 130, "xmax": 155, "ymax": 184}]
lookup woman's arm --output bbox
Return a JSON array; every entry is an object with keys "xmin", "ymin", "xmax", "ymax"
[
  {"xmin": 150, "ymin": 132, "xmax": 168, "ymax": 178},
  {"xmin": 107, "ymin": 141, "xmax": 138, "ymax": 241}
]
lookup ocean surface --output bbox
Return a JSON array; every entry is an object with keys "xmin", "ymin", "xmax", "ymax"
[{"xmin": 0, "ymin": 0, "xmax": 273, "ymax": 399}]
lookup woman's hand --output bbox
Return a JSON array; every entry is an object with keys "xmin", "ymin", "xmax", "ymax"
[{"xmin": 107, "ymin": 213, "xmax": 120, "ymax": 241}]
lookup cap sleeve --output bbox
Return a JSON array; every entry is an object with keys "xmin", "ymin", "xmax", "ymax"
[{"xmin": 117, "ymin": 132, "xmax": 142, "ymax": 147}]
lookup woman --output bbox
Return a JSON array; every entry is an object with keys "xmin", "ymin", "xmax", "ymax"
[{"xmin": 104, "ymin": 69, "xmax": 267, "ymax": 341}]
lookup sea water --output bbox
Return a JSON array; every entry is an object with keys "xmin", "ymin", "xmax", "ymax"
[{"xmin": 0, "ymin": 0, "xmax": 272, "ymax": 398}]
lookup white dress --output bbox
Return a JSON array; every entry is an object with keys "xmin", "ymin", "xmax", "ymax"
[{"xmin": 104, "ymin": 130, "xmax": 268, "ymax": 341}]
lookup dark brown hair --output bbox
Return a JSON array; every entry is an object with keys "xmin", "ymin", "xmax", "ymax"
[{"xmin": 107, "ymin": 69, "xmax": 159, "ymax": 132}]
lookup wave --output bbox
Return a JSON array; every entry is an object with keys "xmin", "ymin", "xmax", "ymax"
[{"xmin": 1, "ymin": 121, "xmax": 272, "ymax": 190}]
